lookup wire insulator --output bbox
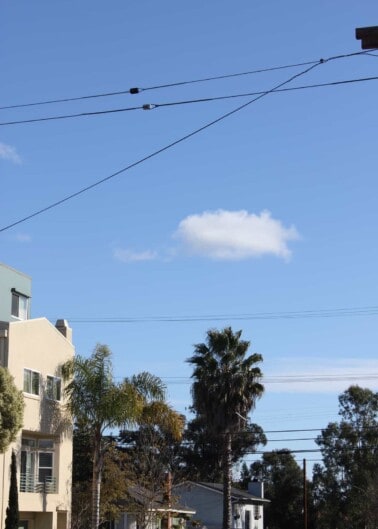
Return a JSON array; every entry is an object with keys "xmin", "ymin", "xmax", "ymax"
[{"xmin": 129, "ymin": 87, "xmax": 141, "ymax": 94}]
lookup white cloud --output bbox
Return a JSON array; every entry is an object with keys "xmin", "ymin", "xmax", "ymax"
[
  {"xmin": 174, "ymin": 209, "xmax": 299, "ymax": 261},
  {"xmin": 113, "ymin": 247, "xmax": 157, "ymax": 263},
  {"xmin": 0, "ymin": 142, "xmax": 22, "ymax": 164}
]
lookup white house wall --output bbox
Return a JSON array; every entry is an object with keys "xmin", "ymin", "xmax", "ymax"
[{"xmin": 174, "ymin": 484, "xmax": 265, "ymax": 529}]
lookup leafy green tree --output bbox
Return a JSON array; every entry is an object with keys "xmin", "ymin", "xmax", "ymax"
[
  {"xmin": 71, "ymin": 426, "xmax": 130, "ymax": 529},
  {"xmin": 313, "ymin": 386, "xmax": 378, "ymax": 529},
  {"xmin": 0, "ymin": 367, "xmax": 24, "ymax": 453},
  {"xmin": 182, "ymin": 416, "xmax": 266, "ymax": 482},
  {"xmin": 187, "ymin": 327, "xmax": 264, "ymax": 529},
  {"xmin": 5, "ymin": 451, "xmax": 19, "ymax": 529},
  {"xmin": 242, "ymin": 450, "xmax": 307, "ymax": 529},
  {"xmin": 62, "ymin": 344, "xmax": 179, "ymax": 529},
  {"xmin": 119, "ymin": 402, "xmax": 185, "ymax": 529}
]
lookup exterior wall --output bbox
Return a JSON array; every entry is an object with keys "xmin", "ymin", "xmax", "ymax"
[
  {"xmin": 174, "ymin": 484, "xmax": 223, "ymax": 528},
  {"xmin": 234, "ymin": 504, "xmax": 263, "ymax": 529},
  {"xmin": 0, "ymin": 317, "xmax": 74, "ymax": 529},
  {"xmin": 174, "ymin": 484, "xmax": 265, "ymax": 529},
  {"xmin": 0, "ymin": 263, "xmax": 32, "ymax": 322}
]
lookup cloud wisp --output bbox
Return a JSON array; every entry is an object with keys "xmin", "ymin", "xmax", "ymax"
[
  {"xmin": 113, "ymin": 247, "xmax": 158, "ymax": 263},
  {"xmin": 0, "ymin": 142, "xmax": 22, "ymax": 164},
  {"xmin": 174, "ymin": 209, "xmax": 299, "ymax": 261},
  {"xmin": 265, "ymin": 357, "xmax": 378, "ymax": 394},
  {"xmin": 14, "ymin": 233, "xmax": 32, "ymax": 243}
]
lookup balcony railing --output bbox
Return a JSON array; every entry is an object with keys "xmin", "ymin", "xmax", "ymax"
[{"xmin": 20, "ymin": 473, "xmax": 57, "ymax": 493}]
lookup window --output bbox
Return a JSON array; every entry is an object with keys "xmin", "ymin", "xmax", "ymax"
[
  {"xmin": 245, "ymin": 510, "xmax": 251, "ymax": 529},
  {"xmin": 23, "ymin": 369, "xmax": 40, "ymax": 395},
  {"xmin": 11, "ymin": 291, "xmax": 29, "ymax": 320},
  {"xmin": 20, "ymin": 437, "xmax": 55, "ymax": 493},
  {"xmin": 46, "ymin": 376, "xmax": 61, "ymax": 401}
]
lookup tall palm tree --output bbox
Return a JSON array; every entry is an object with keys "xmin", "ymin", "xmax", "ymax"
[
  {"xmin": 187, "ymin": 327, "xmax": 264, "ymax": 529},
  {"xmin": 62, "ymin": 344, "xmax": 178, "ymax": 529}
]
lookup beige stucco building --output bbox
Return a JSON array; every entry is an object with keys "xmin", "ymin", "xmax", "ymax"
[{"xmin": 0, "ymin": 263, "xmax": 74, "ymax": 529}]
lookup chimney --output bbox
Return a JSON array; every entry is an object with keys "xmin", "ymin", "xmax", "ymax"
[
  {"xmin": 248, "ymin": 480, "xmax": 264, "ymax": 498},
  {"xmin": 55, "ymin": 319, "xmax": 73, "ymax": 343}
]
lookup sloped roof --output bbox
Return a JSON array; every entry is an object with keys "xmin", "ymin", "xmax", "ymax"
[
  {"xmin": 126, "ymin": 484, "xmax": 196, "ymax": 514},
  {"xmin": 178, "ymin": 482, "xmax": 270, "ymax": 504}
]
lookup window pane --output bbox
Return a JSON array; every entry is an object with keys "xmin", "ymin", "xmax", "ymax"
[
  {"xmin": 38, "ymin": 467, "xmax": 52, "ymax": 483},
  {"xmin": 39, "ymin": 452, "xmax": 53, "ymax": 467},
  {"xmin": 18, "ymin": 295, "xmax": 28, "ymax": 319},
  {"xmin": 245, "ymin": 511, "xmax": 251, "ymax": 529},
  {"xmin": 47, "ymin": 376, "xmax": 61, "ymax": 400},
  {"xmin": 55, "ymin": 378, "xmax": 61, "ymax": 400},
  {"xmin": 39, "ymin": 439, "xmax": 54, "ymax": 449},
  {"xmin": 32, "ymin": 372, "xmax": 39, "ymax": 395},
  {"xmin": 24, "ymin": 370, "xmax": 39, "ymax": 395},
  {"xmin": 23, "ymin": 370, "xmax": 31, "ymax": 393},
  {"xmin": 22, "ymin": 438, "xmax": 36, "ymax": 448},
  {"xmin": 46, "ymin": 376, "xmax": 53, "ymax": 398},
  {"xmin": 11, "ymin": 293, "xmax": 19, "ymax": 317}
]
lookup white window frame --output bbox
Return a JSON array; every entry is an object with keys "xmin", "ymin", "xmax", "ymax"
[
  {"xmin": 21, "ymin": 437, "xmax": 56, "ymax": 492},
  {"xmin": 23, "ymin": 369, "xmax": 40, "ymax": 396}
]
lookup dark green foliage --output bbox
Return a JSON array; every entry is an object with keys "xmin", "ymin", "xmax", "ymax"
[
  {"xmin": 313, "ymin": 386, "xmax": 378, "ymax": 529},
  {"xmin": 183, "ymin": 416, "xmax": 266, "ymax": 482},
  {"xmin": 242, "ymin": 450, "xmax": 309, "ymax": 529},
  {"xmin": 5, "ymin": 452, "xmax": 19, "ymax": 529},
  {"xmin": 71, "ymin": 426, "xmax": 130, "ymax": 529}
]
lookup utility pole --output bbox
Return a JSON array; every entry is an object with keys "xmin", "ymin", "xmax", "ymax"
[{"xmin": 355, "ymin": 26, "xmax": 378, "ymax": 49}]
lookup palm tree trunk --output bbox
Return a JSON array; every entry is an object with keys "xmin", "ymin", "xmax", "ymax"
[
  {"xmin": 91, "ymin": 433, "xmax": 103, "ymax": 529},
  {"xmin": 222, "ymin": 432, "xmax": 233, "ymax": 529}
]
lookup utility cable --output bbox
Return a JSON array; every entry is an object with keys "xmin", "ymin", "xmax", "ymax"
[
  {"xmin": 0, "ymin": 60, "xmax": 320, "ymax": 111},
  {"xmin": 0, "ymin": 59, "xmax": 325, "ymax": 233},
  {"xmin": 63, "ymin": 304, "xmax": 378, "ymax": 323},
  {"xmin": 2, "ymin": 74, "xmax": 378, "ymax": 127},
  {"xmin": 0, "ymin": 50, "xmax": 368, "ymax": 111},
  {"xmin": 161, "ymin": 374, "xmax": 378, "ymax": 385}
]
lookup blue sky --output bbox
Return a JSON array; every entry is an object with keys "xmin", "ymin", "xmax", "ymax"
[{"xmin": 2, "ymin": 0, "xmax": 378, "ymax": 473}]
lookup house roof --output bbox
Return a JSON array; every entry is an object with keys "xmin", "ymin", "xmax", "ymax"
[
  {"xmin": 126, "ymin": 484, "xmax": 196, "ymax": 515},
  {"xmin": 177, "ymin": 482, "xmax": 270, "ymax": 504}
]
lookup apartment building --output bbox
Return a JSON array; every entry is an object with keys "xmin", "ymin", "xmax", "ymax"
[{"xmin": 0, "ymin": 263, "xmax": 74, "ymax": 529}]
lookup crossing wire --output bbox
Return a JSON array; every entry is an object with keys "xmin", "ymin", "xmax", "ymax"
[{"xmin": 0, "ymin": 51, "xmax": 368, "ymax": 233}]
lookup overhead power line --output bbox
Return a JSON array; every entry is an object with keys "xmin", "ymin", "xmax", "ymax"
[
  {"xmin": 160, "ymin": 373, "xmax": 378, "ymax": 385},
  {"xmin": 0, "ymin": 50, "xmax": 369, "ymax": 111},
  {"xmin": 62, "ymin": 304, "xmax": 378, "ymax": 323},
  {"xmin": 2, "ymin": 74, "xmax": 378, "ymax": 127},
  {"xmin": 0, "ymin": 51, "xmax": 365, "ymax": 233}
]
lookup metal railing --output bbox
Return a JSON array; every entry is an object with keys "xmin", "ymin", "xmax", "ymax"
[{"xmin": 20, "ymin": 473, "xmax": 57, "ymax": 493}]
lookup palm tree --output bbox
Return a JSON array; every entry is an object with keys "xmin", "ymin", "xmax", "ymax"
[
  {"xmin": 62, "ymin": 344, "xmax": 180, "ymax": 529},
  {"xmin": 187, "ymin": 327, "xmax": 264, "ymax": 529}
]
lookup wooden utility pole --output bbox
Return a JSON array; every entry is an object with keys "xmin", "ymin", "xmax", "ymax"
[
  {"xmin": 303, "ymin": 459, "xmax": 308, "ymax": 529},
  {"xmin": 165, "ymin": 471, "xmax": 172, "ymax": 529},
  {"xmin": 356, "ymin": 26, "xmax": 378, "ymax": 49}
]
